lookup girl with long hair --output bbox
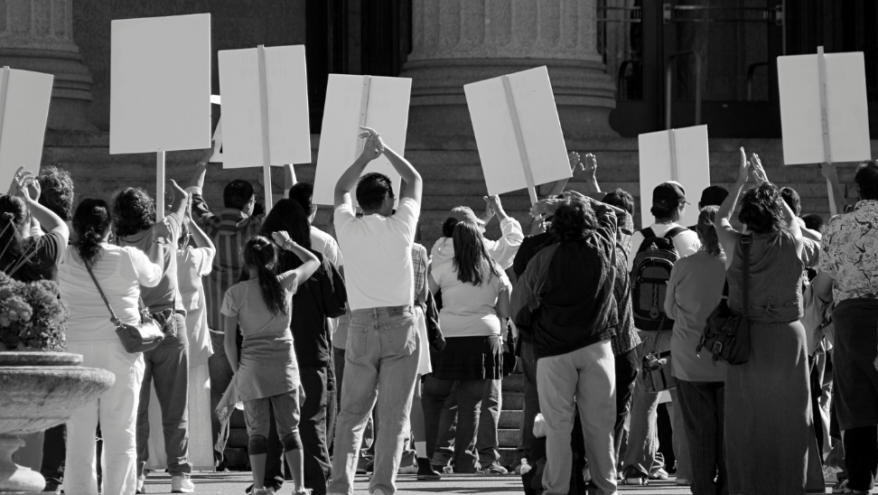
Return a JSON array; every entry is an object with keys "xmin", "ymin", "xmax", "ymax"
[
  {"xmin": 222, "ymin": 232, "xmax": 320, "ymax": 495},
  {"xmin": 426, "ymin": 220, "xmax": 511, "ymax": 473}
]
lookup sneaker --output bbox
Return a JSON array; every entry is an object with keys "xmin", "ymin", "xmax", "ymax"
[
  {"xmin": 433, "ymin": 463, "xmax": 452, "ymax": 474},
  {"xmin": 370, "ymin": 490, "xmax": 390, "ymax": 495},
  {"xmin": 171, "ymin": 476, "xmax": 195, "ymax": 493},
  {"xmin": 676, "ymin": 477, "xmax": 692, "ymax": 486},
  {"xmin": 136, "ymin": 475, "xmax": 146, "ymax": 494},
  {"xmin": 417, "ymin": 458, "xmax": 442, "ymax": 481},
  {"xmin": 398, "ymin": 463, "xmax": 418, "ymax": 475},
  {"xmin": 832, "ymin": 479, "xmax": 852, "ymax": 494},
  {"xmin": 622, "ymin": 467, "xmax": 648, "ymax": 486},
  {"xmin": 649, "ymin": 468, "xmax": 670, "ymax": 481},
  {"xmin": 478, "ymin": 462, "xmax": 508, "ymax": 475},
  {"xmin": 356, "ymin": 456, "xmax": 373, "ymax": 475},
  {"xmin": 582, "ymin": 466, "xmax": 591, "ymax": 484}
]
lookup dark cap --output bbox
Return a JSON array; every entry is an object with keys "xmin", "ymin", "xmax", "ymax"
[
  {"xmin": 699, "ymin": 185, "xmax": 729, "ymax": 208},
  {"xmin": 652, "ymin": 181, "xmax": 688, "ymax": 208}
]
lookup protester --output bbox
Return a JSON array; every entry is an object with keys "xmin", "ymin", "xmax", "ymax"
[
  {"xmin": 687, "ymin": 185, "xmax": 729, "ymax": 230},
  {"xmin": 60, "ymin": 198, "xmax": 161, "ymax": 495},
  {"xmin": 820, "ymin": 160, "xmax": 878, "ymax": 495},
  {"xmin": 328, "ymin": 127, "xmax": 423, "ymax": 495},
  {"xmin": 512, "ymin": 193, "xmax": 621, "ymax": 495},
  {"xmin": 112, "ymin": 181, "xmax": 194, "ymax": 493},
  {"xmin": 431, "ymin": 195, "xmax": 523, "ymax": 270},
  {"xmin": 665, "ymin": 205, "xmax": 728, "ymax": 495},
  {"xmin": 425, "ymin": 220, "xmax": 511, "ymax": 474},
  {"xmin": 714, "ymin": 149, "xmax": 823, "ymax": 494}
]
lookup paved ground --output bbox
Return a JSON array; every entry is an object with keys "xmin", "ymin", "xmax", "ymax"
[{"xmin": 140, "ymin": 472, "xmax": 838, "ymax": 494}]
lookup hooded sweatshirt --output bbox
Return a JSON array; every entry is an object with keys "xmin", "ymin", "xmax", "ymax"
[{"xmin": 431, "ymin": 216, "xmax": 524, "ymax": 271}]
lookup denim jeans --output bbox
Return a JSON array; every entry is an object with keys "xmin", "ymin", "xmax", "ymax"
[
  {"xmin": 421, "ymin": 376, "xmax": 492, "ymax": 473},
  {"xmin": 328, "ymin": 306, "xmax": 420, "ymax": 495},
  {"xmin": 621, "ymin": 331, "xmax": 669, "ymax": 478},
  {"xmin": 136, "ymin": 313, "xmax": 191, "ymax": 476},
  {"xmin": 614, "ymin": 347, "xmax": 640, "ymax": 466},
  {"xmin": 518, "ymin": 341, "xmax": 540, "ymax": 459},
  {"xmin": 477, "ymin": 378, "xmax": 502, "ymax": 467},
  {"xmin": 299, "ymin": 366, "xmax": 332, "ymax": 495},
  {"xmin": 422, "ymin": 374, "xmax": 457, "ymax": 465}
]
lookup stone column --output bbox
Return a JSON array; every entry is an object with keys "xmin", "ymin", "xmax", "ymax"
[
  {"xmin": 401, "ymin": 0, "xmax": 617, "ymax": 139},
  {"xmin": 0, "ymin": 0, "xmax": 96, "ymax": 131}
]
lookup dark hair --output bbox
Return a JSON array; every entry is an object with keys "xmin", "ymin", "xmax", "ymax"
[
  {"xmin": 780, "ymin": 187, "xmax": 802, "ymax": 216},
  {"xmin": 452, "ymin": 221, "xmax": 499, "ymax": 286},
  {"xmin": 801, "ymin": 213, "xmax": 824, "ymax": 232},
  {"xmin": 224, "ymin": 180, "xmax": 255, "ymax": 211},
  {"xmin": 442, "ymin": 217, "xmax": 460, "ymax": 238},
  {"xmin": 855, "ymin": 160, "xmax": 878, "ymax": 201},
  {"xmin": 696, "ymin": 206, "xmax": 721, "ymax": 256},
  {"xmin": 551, "ymin": 199, "xmax": 598, "ymax": 241},
  {"xmin": 261, "ymin": 199, "xmax": 312, "ymax": 272},
  {"xmin": 356, "ymin": 173, "xmax": 394, "ymax": 211},
  {"xmin": 0, "ymin": 195, "xmax": 28, "ymax": 275},
  {"xmin": 112, "ymin": 188, "xmax": 154, "ymax": 237},
  {"xmin": 738, "ymin": 183, "xmax": 785, "ymax": 234},
  {"xmin": 602, "ymin": 188, "xmax": 635, "ymax": 215},
  {"xmin": 649, "ymin": 204, "xmax": 676, "ymax": 221},
  {"xmin": 243, "ymin": 236, "xmax": 288, "ymax": 316},
  {"xmin": 73, "ymin": 199, "xmax": 111, "ymax": 269},
  {"xmin": 37, "ymin": 166, "xmax": 74, "ymax": 221},
  {"xmin": 288, "ymin": 182, "xmax": 316, "ymax": 217}
]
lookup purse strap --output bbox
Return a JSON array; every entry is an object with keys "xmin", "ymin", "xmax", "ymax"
[
  {"xmin": 741, "ymin": 234, "xmax": 752, "ymax": 318},
  {"xmin": 83, "ymin": 262, "xmax": 122, "ymax": 327}
]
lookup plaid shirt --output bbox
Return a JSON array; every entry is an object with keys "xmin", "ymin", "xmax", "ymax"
[
  {"xmin": 190, "ymin": 188, "xmax": 263, "ymax": 330},
  {"xmin": 412, "ymin": 243, "xmax": 428, "ymax": 305}
]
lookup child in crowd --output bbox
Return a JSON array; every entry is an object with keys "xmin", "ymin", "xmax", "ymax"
[{"xmin": 222, "ymin": 233, "xmax": 320, "ymax": 495}]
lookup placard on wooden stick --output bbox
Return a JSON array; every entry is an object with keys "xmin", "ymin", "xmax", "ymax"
[
  {"xmin": 218, "ymin": 45, "xmax": 311, "ymax": 211},
  {"xmin": 0, "ymin": 67, "xmax": 54, "ymax": 190},
  {"xmin": 313, "ymin": 74, "xmax": 412, "ymax": 206},
  {"xmin": 464, "ymin": 66, "xmax": 570, "ymax": 203},
  {"xmin": 110, "ymin": 13, "xmax": 212, "ymax": 219},
  {"xmin": 638, "ymin": 125, "xmax": 711, "ymax": 228}
]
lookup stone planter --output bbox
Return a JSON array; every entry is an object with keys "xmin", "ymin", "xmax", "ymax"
[{"xmin": 0, "ymin": 352, "xmax": 114, "ymax": 493}]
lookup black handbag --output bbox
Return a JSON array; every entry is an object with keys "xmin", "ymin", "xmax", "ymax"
[
  {"xmin": 698, "ymin": 235, "xmax": 751, "ymax": 365},
  {"xmin": 85, "ymin": 263, "xmax": 166, "ymax": 353}
]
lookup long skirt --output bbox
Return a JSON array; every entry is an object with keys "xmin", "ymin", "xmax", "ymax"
[{"xmin": 724, "ymin": 320, "xmax": 824, "ymax": 495}]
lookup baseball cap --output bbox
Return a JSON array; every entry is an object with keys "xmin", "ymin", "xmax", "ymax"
[
  {"xmin": 699, "ymin": 185, "xmax": 729, "ymax": 207},
  {"xmin": 449, "ymin": 206, "xmax": 486, "ymax": 226},
  {"xmin": 652, "ymin": 182, "xmax": 688, "ymax": 208}
]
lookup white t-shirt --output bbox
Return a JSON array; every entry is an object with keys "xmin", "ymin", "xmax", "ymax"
[
  {"xmin": 334, "ymin": 197, "xmax": 419, "ymax": 311},
  {"xmin": 627, "ymin": 222, "xmax": 702, "ymax": 272},
  {"xmin": 431, "ymin": 259, "xmax": 511, "ymax": 338},
  {"xmin": 310, "ymin": 225, "xmax": 343, "ymax": 267}
]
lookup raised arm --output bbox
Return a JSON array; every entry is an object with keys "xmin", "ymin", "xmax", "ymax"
[
  {"xmin": 168, "ymin": 179, "xmax": 189, "ymax": 221},
  {"xmin": 383, "ymin": 144, "xmax": 422, "ymax": 205},
  {"xmin": 539, "ymin": 151, "xmax": 580, "ymax": 197},
  {"xmin": 781, "ymin": 196, "xmax": 805, "ymax": 259},
  {"xmin": 187, "ymin": 206, "xmax": 215, "ymax": 253},
  {"xmin": 284, "ymin": 164, "xmax": 296, "ymax": 198},
  {"xmin": 16, "ymin": 175, "xmax": 69, "ymax": 246},
  {"xmin": 715, "ymin": 148, "xmax": 749, "ymax": 269},
  {"xmin": 223, "ymin": 315, "xmax": 239, "ymax": 373},
  {"xmin": 334, "ymin": 128, "xmax": 385, "ymax": 207},
  {"xmin": 271, "ymin": 231, "xmax": 320, "ymax": 284}
]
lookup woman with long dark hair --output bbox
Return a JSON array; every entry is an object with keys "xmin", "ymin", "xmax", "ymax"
[
  {"xmin": 426, "ymin": 220, "xmax": 511, "ymax": 473},
  {"xmin": 60, "ymin": 199, "xmax": 163, "ymax": 495},
  {"xmin": 714, "ymin": 149, "xmax": 823, "ymax": 494}
]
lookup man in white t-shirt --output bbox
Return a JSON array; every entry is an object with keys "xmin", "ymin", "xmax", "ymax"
[
  {"xmin": 327, "ymin": 127, "xmax": 423, "ymax": 495},
  {"xmin": 622, "ymin": 181, "xmax": 700, "ymax": 486}
]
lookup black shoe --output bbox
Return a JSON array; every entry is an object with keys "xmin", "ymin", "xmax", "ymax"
[{"xmin": 416, "ymin": 458, "xmax": 441, "ymax": 481}]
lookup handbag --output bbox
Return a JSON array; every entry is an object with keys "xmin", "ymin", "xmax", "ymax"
[
  {"xmin": 641, "ymin": 337, "xmax": 676, "ymax": 393},
  {"xmin": 84, "ymin": 263, "xmax": 165, "ymax": 353},
  {"xmin": 698, "ymin": 235, "xmax": 752, "ymax": 365}
]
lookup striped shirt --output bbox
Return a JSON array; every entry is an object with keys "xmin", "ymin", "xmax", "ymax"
[{"xmin": 191, "ymin": 188, "xmax": 263, "ymax": 331}]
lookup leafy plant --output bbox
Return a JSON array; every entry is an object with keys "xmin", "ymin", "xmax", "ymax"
[{"xmin": 0, "ymin": 271, "xmax": 68, "ymax": 351}]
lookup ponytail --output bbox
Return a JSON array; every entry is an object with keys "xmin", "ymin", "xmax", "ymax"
[
  {"xmin": 73, "ymin": 199, "xmax": 111, "ymax": 269},
  {"xmin": 696, "ymin": 205, "xmax": 722, "ymax": 256},
  {"xmin": 243, "ymin": 236, "xmax": 288, "ymax": 316}
]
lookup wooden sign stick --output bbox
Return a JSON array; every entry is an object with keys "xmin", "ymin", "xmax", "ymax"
[
  {"xmin": 668, "ymin": 128, "xmax": 678, "ymax": 182},
  {"xmin": 817, "ymin": 46, "xmax": 838, "ymax": 216},
  {"xmin": 0, "ymin": 67, "xmax": 10, "ymax": 148},
  {"xmin": 257, "ymin": 45, "xmax": 273, "ymax": 211},
  {"xmin": 502, "ymin": 75, "xmax": 538, "ymax": 205},
  {"xmin": 156, "ymin": 150, "xmax": 166, "ymax": 221},
  {"xmin": 356, "ymin": 75, "xmax": 372, "ymax": 158}
]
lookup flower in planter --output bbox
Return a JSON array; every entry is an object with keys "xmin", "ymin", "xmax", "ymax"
[{"xmin": 0, "ymin": 271, "xmax": 68, "ymax": 351}]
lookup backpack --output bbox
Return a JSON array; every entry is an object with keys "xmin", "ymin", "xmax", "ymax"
[{"xmin": 630, "ymin": 226, "xmax": 687, "ymax": 331}]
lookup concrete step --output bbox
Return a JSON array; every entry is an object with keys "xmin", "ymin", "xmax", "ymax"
[
  {"xmin": 499, "ymin": 410, "xmax": 523, "ymax": 429},
  {"xmin": 501, "ymin": 373, "xmax": 524, "ymax": 394},
  {"xmin": 499, "ymin": 428, "xmax": 520, "ymax": 448},
  {"xmin": 499, "ymin": 447, "xmax": 522, "ymax": 469},
  {"xmin": 502, "ymin": 392, "xmax": 524, "ymax": 411}
]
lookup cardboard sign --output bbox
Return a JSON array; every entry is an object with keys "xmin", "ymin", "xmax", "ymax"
[
  {"xmin": 464, "ymin": 66, "xmax": 571, "ymax": 201},
  {"xmin": 217, "ymin": 45, "xmax": 311, "ymax": 169},
  {"xmin": 638, "ymin": 125, "xmax": 711, "ymax": 228},
  {"xmin": 313, "ymin": 74, "xmax": 411, "ymax": 206},
  {"xmin": 0, "ymin": 67, "xmax": 54, "ymax": 190},
  {"xmin": 110, "ymin": 13, "xmax": 211, "ymax": 154},
  {"xmin": 777, "ymin": 50, "xmax": 871, "ymax": 165}
]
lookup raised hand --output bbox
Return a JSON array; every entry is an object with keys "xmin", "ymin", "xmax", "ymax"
[
  {"xmin": 583, "ymin": 153, "xmax": 597, "ymax": 180},
  {"xmin": 271, "ymin": 230, "xmax": 293, "ymax": 247},
  {"xmin": 531, "ymin": 197, "xmax": 565, "ymax": 218},
  {"xmin": 358, "ymin": 126, "xmax": 385, "ymax": 161},
  {"xmin": 736, "ymin": 147, "xmax": 751, "ymax": 185},
  {"xmin": 168, "ymin": 179, "xmax": 188, "ymax": 203},
  {"xmin": 749, "ymin": 153, "xmax": 768, "ymax": 185},
  {"xmin": 568, "ymin": 151, "xmax": 582, "ymax": 172},
  {"xmin": 18, "ymin": 175, "xmax": 41, "ymax": 202}
]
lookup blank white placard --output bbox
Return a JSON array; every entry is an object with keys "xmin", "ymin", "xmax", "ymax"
[
  {"xmin": 110, "ymin": 14, "xmax": 211, "ymax": 154},
  {"xmin": 0, "ymin": 68, "xmax": 54, "ymax": 190},
  {"xmin": 777, "ymin": 51, "xmax": 871, "ymax": 165},
  {"xmin": 464, "ymin": 66, "xmax": 571, "ymax": 197},
  {"xmin": 218, "ymin": 45, "xmax": 311, "ymax": 169},
  {"xmin": 313, "ymin": 74, "xmax": 411, "ymax": 206},
  {"xmin": 638, "ymin": 125, "xmax": 710, "ymax": 228}
]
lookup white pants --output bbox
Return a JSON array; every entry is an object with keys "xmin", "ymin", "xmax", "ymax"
[
  {"xmin": 537, "ymin": 339, "xmax": 617, "ymax": 495},
  {"xmin": 65, "ymin": 342, "xmax": 144, "ymax": 495}
]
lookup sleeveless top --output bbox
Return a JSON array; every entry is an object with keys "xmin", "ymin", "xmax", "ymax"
[{"xmin": 728, "ymin": 231, "xmax": 804, "ymax": 323}]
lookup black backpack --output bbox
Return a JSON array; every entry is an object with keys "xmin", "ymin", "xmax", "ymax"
[{"xmin": 630, "ymin": 226, "xmax": 686, "ymax": 331}]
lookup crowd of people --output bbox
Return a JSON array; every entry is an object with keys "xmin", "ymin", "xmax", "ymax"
[{"xmin": 1, "ymin": 127, "xmax": 877, "ymax": 495}]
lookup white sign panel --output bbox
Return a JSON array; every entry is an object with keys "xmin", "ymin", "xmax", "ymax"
[
  {"xmin": 0, "ymin": 68, "xmax": 53, "ymax": 190},
  {"xmin": 218, "ymin": 45, "xmax": 311, "ymax": 169},
  {"xmin": 777, "ymin": 51, "xmax": 871, "ymax": 165},
  {"xmin": 638, "ymin": 125, "xmax": 711, "ymax": 228},
  {"xmin": 110, "ymin": 14, "xmax": 211, "ymax": 154},
  {"xmin": 313, "ymin": 74, "xmax": 411, "ymax": 206},
  {"xmin": 464, "ymin": 66, "xmax": 571, "ymax": 197}
]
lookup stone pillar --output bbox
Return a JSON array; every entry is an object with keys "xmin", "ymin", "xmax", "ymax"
[
  {"xmin": 401, "ymin": 0, "xmax": 617, "ymax": 139},
  {"xmin": 0, "ymin": 0, "xmax": 96, "ymax": 131}
]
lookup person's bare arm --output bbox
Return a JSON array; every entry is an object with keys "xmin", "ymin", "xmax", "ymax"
[
  {"xmin": 715, "ymin": 148, "xmax": 749, "ymax": 269},
  {"xmin": 496, "ymin": 286, "xmax": 511, "ymax": 320},
  {"xmin": 168, "ymin": 179, "xmax": 189, "ymax": 220},
  {"xmin": 271, "ymin": 231, "xmax": 320, "ymax": 282},
  {"xmin": 224, "ymin": 315, "xmax": 239, "ymax": 373},
  {"xmin": 383, "ymin": 143, "xmax": 422, "ymax": 204},
  {"xmin": 782, "ymin": 198, "xmax": 805, "ymax": 259},
  {"xmin": 284, "ymin": 164, "xmax": 296, "ymax": 198},
  {"xmin": 334, "ymin": 128, "xmax": 384, "ymax": 207},
  {"xmin": 15, "ymin": 176, "xmax": 69, "ymax": 246},
  {"xmin": 187, "ymin": 208, "xmax": 214, "ymax": 252}
]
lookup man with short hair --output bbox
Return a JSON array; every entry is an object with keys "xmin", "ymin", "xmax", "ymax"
[
  {"xmin": 688, "ymin": 185, "xmax": 729, "ymax": 231},
  {"xmin": 328, "ymin": 127, "xmax": 423, "ymax": 495}
]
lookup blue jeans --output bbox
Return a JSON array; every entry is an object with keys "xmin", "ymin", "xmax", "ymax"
[{"xmin": 328, "ymin": 306, "xmax": 420, "ymax": 495}]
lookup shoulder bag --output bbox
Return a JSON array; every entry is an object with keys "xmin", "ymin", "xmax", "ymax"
[
  {"xmin": 84, "ymin": 263, "xmax": 165, "ymax": 353},
  {"xmin": 698, "ymin": 234, "xmax": 752, "ymax": 365}
]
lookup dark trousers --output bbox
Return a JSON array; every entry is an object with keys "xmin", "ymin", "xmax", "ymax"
[
  {"xmin": 136, "ymin": 313, "xmax": 191, "ymax": 476},
  {"xmin": 326, "ymin": 356, "xmax": 337, "ymax": 456},
  {"xmin": 678, "ymin": 379, "xmax": 727, "ymax": 495},
  {"xmin": 614, "ymin": 347, "xmax": 639, "ymax": 465},
  {"xmin": 41, "ymin": 424, "xmax": 65, "ymax": 485},
  {"xmin": 421, "ymin": 375, "xmax": 489, "ymax": 473},
  {"xmin": 518, "ymin": 341, "xmax": 540, "ymax": 459},
  {"xmin": 845, "ymin": 425, "xmax": 878, "ymax": 492},
  {"xmin": 299, "ymin": 366, "xmax": 332, "ymax": 495}
]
